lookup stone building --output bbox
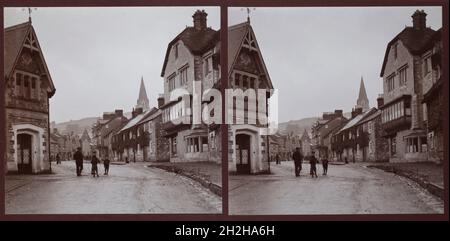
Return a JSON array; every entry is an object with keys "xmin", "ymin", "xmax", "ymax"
[
  {"xmin": 227, "ymin": 19, "xmax": 274, "ymax": 174},
  {"xmin": 135, "ymin": 107, "xmax": 170, "ymax": 162},
  {"xmin": 311, "ymin": 110, "xmax": 345, "ymax": 158},
  {"xmin": 159, "ymin": 10, "xmax": 222, "ymax": 164},
  {"xmin": 4, "ymin": 21, "xmax": 56, "ymax": 174},
  {"xmin": 92, "ymin": 109, "xmax": 127, "ymax": 158},
  {"xmin": 112, "ymin": 107, "xmax": 148, "ymax": 162},
  {"xmin": 420, "ymin": 28, "xmax": 443, "ymax": 163},
  {"xmin": 379, "ymin": 10, "xmax": 438, "ymax": 163}
]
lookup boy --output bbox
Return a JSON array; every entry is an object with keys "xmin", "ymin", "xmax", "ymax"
[{"xmin": 91, "ymin": 152, "xmax": 100, "ymax": 178}]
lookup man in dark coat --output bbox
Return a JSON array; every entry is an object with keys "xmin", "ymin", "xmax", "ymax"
[
  {"xmin": 56, "ymin": 153, "xmax": 61, "ymax": 164},
  {"xmin": 275, "ymin": 154, "xmax": 281, "ymax": 165},
  {"xmin": 73, "ymin": 147, "xmax": 83, "ymax": 176},
  {"xmin": 292, "ymin": 147, "xmax": 303, "ymax": 177},
  {"xmin": 321, "ymin": 155, "xmax": 329, "ymax": 175}
]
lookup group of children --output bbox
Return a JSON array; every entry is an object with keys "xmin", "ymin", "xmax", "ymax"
[
  {"xmin": 308, "ymin": 152, "xmax": 329, "ymax": 178},
  {"xmin": 90, "ymin": 152, "xmax": 110, "ymax": 178}
]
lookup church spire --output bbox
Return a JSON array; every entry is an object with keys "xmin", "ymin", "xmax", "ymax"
[
  {"xmin": 136, "ymin": 76, "xmax": 150, "ymax": 111},
  {"xmin": 356, "ymin": 76, "xmax": 369, "ymax": 112}
]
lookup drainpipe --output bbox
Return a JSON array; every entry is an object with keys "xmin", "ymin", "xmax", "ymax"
[{"xmin": 48, "ymin": 98, "xmax": 52, "ymax": 173}]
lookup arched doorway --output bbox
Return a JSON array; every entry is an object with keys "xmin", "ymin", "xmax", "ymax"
[
  {"xmin": 236, "ymin": 134, "xmax": 251, "ymax": 174},
  {"xmin": 17, "ymin": 133, "xmax": 32, "ymax": 174}
]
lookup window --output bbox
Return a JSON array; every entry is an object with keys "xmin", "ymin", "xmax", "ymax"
[
  {"xmin": 406, "ymin": 137, "xmax": 419, "ymax": 153},
  {"xmin": 382, "ymin": 100, "xmax": 409, "ymax": 124},
  {"xmin": 399, "ymin": 66, "xmax": 407, "ymax": 86},
  {"xmin": 390, "ymin": 137, "xmax": 396, "ymax": 156},
  {"xmin": 179, "ymin": 66, "xmax": 188, "ymax": 85},
  {"xmin": 186, "ymin": 137, "xmax": 199, "ymax": 153},
  {"xmin": 204, "ymin": 55, "xmax": 211, "ymax": 75},
  {"xmin": 202, "ymin": 136, "xmax": 208, "ymax": 152},
  {"xmin": 387, "ymin": 74, "xmax": 395, "ymax": 92},
  {"xmin": 174, "ymin": 43, "xmax": 179, "ymax": 59},
  {"xmin": 168, "ymin": 74, "xmax": 176, "ymax": 91},
  {"xmin": 15, "ymin": 73, "xmax": 22, "ymax": 97},
  {"xmin": 423, "ymin": 55, "xmax": 431, "ymax": 75},
  {"xmin": 171, "ymin": 137, "xmax": 177, "ymax": 155},
  {"xmin": 31, "ymin": 77, "xmax": 36, "ymax": 89}
]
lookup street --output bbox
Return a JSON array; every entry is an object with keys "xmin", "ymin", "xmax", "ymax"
[
  {"xmin": 229, "ymin": 161, "xmax": 444, "ymax": 215},
  {"xmin": 5, "ymin": 161, "xmax": 221, "ymax": 214}
]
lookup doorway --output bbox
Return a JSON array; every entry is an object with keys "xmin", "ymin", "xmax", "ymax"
[
  {"xmin": 236, "ymin": 134, "xmax": 251, "ymax": 174},
  {"xmin": 17, "ymin": 133, "xmax": 32, "ymax": 174}
]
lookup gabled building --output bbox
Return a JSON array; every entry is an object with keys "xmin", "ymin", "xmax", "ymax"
[
  {"xmin": 227, "ymin": 20, "xmax": 275, "ymax": 174},
  {"xmin": 92, "ymin": 109, "xmax": 126, "ymax": 158},
  {"xmin": 311, "ymin": 110, "xmax": 345, "ymax": 158},
  {"xmin": 379, "ymin": 10, "xmax": 438, "ymax": 163},
  {"xmin": 331, "ymin": 108, "xmax": 377, "ymax": 162},
  {"xmin": 79, "ymin": 129, "xmax": 92, "ymax": 158},
  {"xmin": 300, "ymin": 129, "xmax": 312, "ymax": 156},
  {"xmin": 159, "ymin": 10, "xmax": 221, "ymax": 164},
  {"xmin": 4, "ymin": 21, "xmax": 56, "ymax": 174},
  {"xmin": 111, "ymin": 107, "xmax": 148, "ymax": 162}
]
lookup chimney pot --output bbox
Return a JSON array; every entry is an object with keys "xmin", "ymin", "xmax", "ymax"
[
  {"xmin": 412, "ymin": 9, "xmax": 427, "ymax": 30},
  {"xmin": 193, "ymin": 9, "xmax": 208, "ymax": 31}
]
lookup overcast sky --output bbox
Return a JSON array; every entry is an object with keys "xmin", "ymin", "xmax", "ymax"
[
  {"xmin": 4, "ymin": 7, "xmax": 442, "ymax": 123},
  {"xmin": 230, "ymin": 7, "xmax": 442, "ymax": 122},
  {"xmin": 4, "ymin": 7, "xmax": 220, "ymax": 123}
]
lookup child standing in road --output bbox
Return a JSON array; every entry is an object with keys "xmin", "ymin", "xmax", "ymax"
[
  {"xmin": 103, "ymin": 157, "xmax": 110, "ymax": 175},
  {"xmin": 91, "ymin": 152, "xmax": 100, "ymax": 178}
]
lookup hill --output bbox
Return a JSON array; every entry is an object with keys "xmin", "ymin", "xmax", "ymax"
[{"xmin": 277, "ymin": 117, "xmax": 319, "ymax": 136}]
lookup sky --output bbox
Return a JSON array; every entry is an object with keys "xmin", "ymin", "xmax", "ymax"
[
  {"xmin": 4, "ymin": 7, "xmax": 442, "ymax": 124},
  {"xmin": 230, "ymin": 7, "xmax": 442, "ymax": 122},
  {"xmin": 4, "ymin": 7, "xmax": 220, "ymax": 123}
]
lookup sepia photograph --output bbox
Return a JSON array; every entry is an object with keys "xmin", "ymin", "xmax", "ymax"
[
  {"xmin": 3, "ymin": 6, "xmax": 222, "ymax": 214},
  {"xmin": 1, "ymin": 1, "xmax": 448, "ymax": 224},
  {"xmin": 227, "ymin": 6, "xmax": 445, "ymax": 215}
]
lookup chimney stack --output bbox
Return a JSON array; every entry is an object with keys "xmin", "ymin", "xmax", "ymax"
[
  {"xmin": 412, "ymin": 10, "xmax": 427, "ymax": 30},
  {"xmin": 193, "ymin": 10, "xmax": 208, "ymax": 31},
  {"xmin": 377, "ymin": 95, "xmax": 384, "ymax": 109},
  {"xmin": 115, "ymin": 109, "xmax": 123, "ymax": 117},
  {"xmin": 157, "ymin": 94, "xmax": 165, "ymax": 108}
]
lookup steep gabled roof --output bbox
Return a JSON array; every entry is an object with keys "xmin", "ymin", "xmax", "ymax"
[
  {"xmin": 161, "ymin": 27, "xmax": 219, "ymax": 77},
  {"xmin": 380, "ymin": 27, "xmax": 436, "ymax": 77},
  {"xmin": 137, "ymin": 107, "xmax": 160, "ymax": 125},
  {"xmin": 117, "ymin": 110, "xmax": 149, "ymax": 133},
  {"xmin": 228, "ymin": 21, "xmax": 273, "ymax": 89},
  {"xmin": 4, "ymin": 21, "xmax": 56, "ymax": 97},
  {"xmin": 338, "ymin": 108, "xmax": 377, "ymax": 133}
]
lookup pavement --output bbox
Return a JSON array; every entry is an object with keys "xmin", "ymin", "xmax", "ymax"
[
  {"xmin": 5, "ymin": 161, "xmax": 221, "ymax": 214},
  {"xmin": 367, "ymin": 162, "xmax": 444, "ymax": 200},
  {"xmin": 148, "ymin": 162, "xmax": 221, "ymax": 196},
  {"xmin": 229, "ymin": 161, "xmax": 444, "ymax": 215}
]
